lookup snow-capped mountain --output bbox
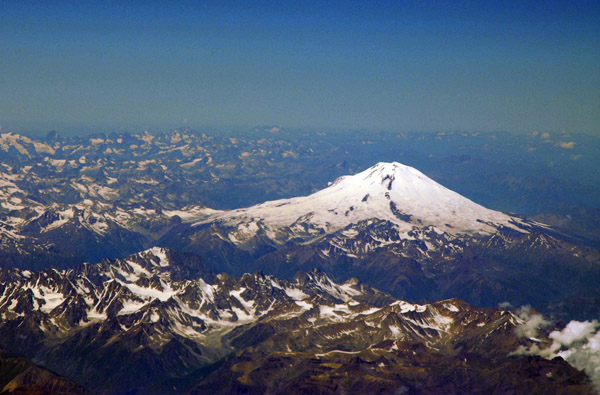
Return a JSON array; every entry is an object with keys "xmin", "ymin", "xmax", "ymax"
[
  {"xmin": 0, "ymin": 248, "xmax": 591, "ymax": 393},
  {"xmin": 192, "ymin": 161, "xmax": 534, "ymax": 243},
  {"xmin": 158, "ymin": 163, "xmax": 599, "ymax": 315},
  {"xmin": 1, "ymin": 130, "xmax": 598, "ymax": 392},
  {"xmin": 0, "ymin": 203, "xmax": 181, "ymax": 269}
]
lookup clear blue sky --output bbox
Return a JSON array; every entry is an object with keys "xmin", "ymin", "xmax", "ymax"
[{"xmin": 1, "ymin": 0, "xmax": 599, "ymax": 134}]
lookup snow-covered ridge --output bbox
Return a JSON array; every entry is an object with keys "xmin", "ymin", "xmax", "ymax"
[
  {"xmin": 1, "ymin": 247, "xmax": 540, "ymax": 394},
  {"xmin": 0, "ymin": 248, "xmax": 382, "ymax": 330},
  {"xmin": 0, "ymin": 247, "xmax": 508, "ymax": 348},
  {"xmin": 193, "ymin": 162, "xmax": 531, "ymax": 240}
]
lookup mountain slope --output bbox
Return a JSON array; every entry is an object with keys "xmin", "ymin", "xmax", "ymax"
[
  {"xmin": 158, "ymin": 163, "xmax": 600, "ymax": 317},
  {"xmin": 1, "ymin": 156, "xmax": 598, "ymax": 317},
  {"xmin": 0, "ymin": 348, "xmax": 88, "ymax": 394}
]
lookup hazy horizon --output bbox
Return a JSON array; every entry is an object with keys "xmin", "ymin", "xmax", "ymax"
[{"xmin": 4, "ymin": 121, "xmax": 600, "ymax": 139}]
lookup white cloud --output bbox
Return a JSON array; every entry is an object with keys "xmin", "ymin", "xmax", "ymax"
[
  {"xmin": 551, "ymin": 320, "xmax": 598, "ymax": 346},
  {"xmin": 514, "ymin": 305, "xmax": 551, "ymax": 338},
  {"xmin": 552, "ymin": 321, "xmax": 600, "ymax": 390},
  {"xmin": 513, "ymin": 318, "xmax": 600, "ymax": 391}
]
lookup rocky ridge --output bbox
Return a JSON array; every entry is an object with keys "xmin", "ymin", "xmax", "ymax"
[{"xmin": 0, "ymin": 248, "xmax": 592, "ymax": 393}]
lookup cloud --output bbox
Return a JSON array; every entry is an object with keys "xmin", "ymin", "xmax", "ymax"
[
  {"xmin": 513, "ymin": 318, "xmax": 600, "ymax": 391},
  {"xmin": 557, "ymin": 141, "xmax": 576, "ymax": 149},
  {"xmin": 551, "ymin": 320, "xmax": 598, "ymax": 346},
  {"xmin": 530, "ymin": 130, "xmax": 539, "ymax": 137},
  {"xmin": 514, "ymin": 305, "xmax": 551, "ymax": 339},
  {"xmin": 552, "ymin": 321, "xmax": 600, "ymax": 390},
  {"xmin": 541, "ymin": 132, "xmax": 550, "ymax": 139}
]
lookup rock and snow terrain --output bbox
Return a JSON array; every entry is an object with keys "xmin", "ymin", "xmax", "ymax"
[
  {"xmin": 0, "ymin": 130, "xmax": 599, "ymax": 392},
  {"xmin": 0, "ymin": 248, "xmax": 594, "ymax": 393},
  {"xmin": 177, "ymin": 161, "xmax": 540, "ymax": 260},
  {"xmin": 1, "ymin": 153, "xmax": 598, "ymax": 317}
]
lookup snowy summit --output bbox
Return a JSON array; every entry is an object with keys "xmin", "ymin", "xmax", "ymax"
[{"xmin": 195, "ymin": 162, "xmax": 528, "ymax": 237}]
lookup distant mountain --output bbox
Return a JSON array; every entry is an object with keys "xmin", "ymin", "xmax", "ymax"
[
  {"xmin": 189, "ymin": 161, "xmax": 534, "ymax": 236},
  {"xmin": 0, "ymin": 204, "xmax": 181, "ymax": 269},
  {"xmin": 0, "ymin": 248, "xmax": 593, "ymax": 393},
  {"xmin": 1, "ymin": 129, "xmax": 598, "ymax": 237}
]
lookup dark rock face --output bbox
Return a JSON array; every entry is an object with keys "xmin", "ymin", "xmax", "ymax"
[
  {"xmin": 0, "ymin": 348, "xmax": 89, "ymax": 394},
  {"xmin": 190, "ymin": 352, "xmax": 594, "ymax": 395}
]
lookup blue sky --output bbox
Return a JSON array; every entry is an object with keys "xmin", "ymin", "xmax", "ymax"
[{"xmin": 1, "ymin": 0, "xmax": 599, "ymax": 134}]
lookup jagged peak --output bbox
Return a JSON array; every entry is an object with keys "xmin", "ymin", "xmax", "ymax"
[
  {"xmin": 135, "ymin": 246, "xmax": 171, "ymax": 267},
  {"xmin": 293, "ymin": 267, "xmax": 331, "ymax": 284}
]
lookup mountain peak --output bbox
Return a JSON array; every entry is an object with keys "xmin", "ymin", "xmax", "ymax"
[
  {"xmin": 368, "ymin": 161, "xmax": 412, "ymax": 174},
  {"xmin": 201, "ymin": 162, "xmax": 529, "ymax": 238},
  {"xmin": 140, "ymin": 247, "xmax": 170, "ymax": 267},
  {"xmin": 335, "ymin": 161, "xmax": 439, "ymax": 193}
]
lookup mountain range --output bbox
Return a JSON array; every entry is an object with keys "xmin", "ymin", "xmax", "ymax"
[
  {"xmin": 1, "ymin": 128, "xmax": 599, "ymax": 236},
  {"xmin": 0, "ymin": 248, "xmax": 594, "ymax": 393},
  {"xmin": 0, "ymin": 129, "xmax": 599, "ymax": 392},
  {"xmin": 1, "ymin": 149, "xmax": 599, "ymax": 320},
  {"xmin": 160, "ymin": 162, "xmax": 600, "ymax": 320}
]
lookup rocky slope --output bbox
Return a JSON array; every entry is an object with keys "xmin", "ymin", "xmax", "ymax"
[{"xmin": 0, "ymin": 348, "xmax": 88, "ymax": 394}]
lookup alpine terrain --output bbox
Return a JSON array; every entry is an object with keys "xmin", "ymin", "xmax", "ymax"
[
  {"xmin": 1, "ymin": 131, "xmax": 599, "ymax": 392},
  {"xmin": 0, "ymin": 248, "xmax": 594, "ymax": 393}
]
